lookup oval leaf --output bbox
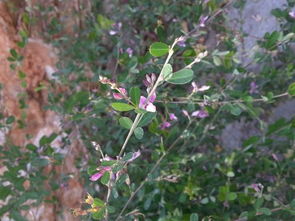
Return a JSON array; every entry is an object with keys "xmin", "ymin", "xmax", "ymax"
[
  {"xmin": 167, "ymin": 68, "xmax": 194, "ymax": 84},
  {"xmin": 190, "ymin": 213, "xmax": 199, "ymax": 221},
  {"xmin": 288, "ymin": 82, "xmax": 295, "ymax": 96},
  {"xmin": 111, "ymin": 102, "xmax": 135, "ymax": 111},
  {"xmin": 149, "ymin": 42, "xmax": 169, "ymax": 57},
  {"xmin": 119, "ymin": 117, "xmax": 133, "ymax": 129},
  {"xmin": 138, "ymin": 112, "xmax": 156, "ymax": 127},
  {"xmin": 134, "ymin": 127, "xmax": 144, "ymax": 139},
  {"xmin": 100, "ymin": 172, "xmax": 110, "ymax": 185},
  {"xmin": 130, "ymin": 87, "xmax": 141, "ymax": 105},
  {"xmin": 162, "ymin": 64, "xmax": 173, "ymax": 80}
]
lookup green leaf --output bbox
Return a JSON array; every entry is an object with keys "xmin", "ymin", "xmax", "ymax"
[
  {"xmin": 123, "ymin": 152, "xmax": 133, "ymax": 161},
  {"xmin": 130, "ymin": 87, "xmax": 141, "ymax": 105},
  {"xmin": 134, "ymin": 127, "xmax": 144, "ymax": 139},
  {"xmin": 6, "ymin": 116, "xmax": 15, "ymax": 124},
  {"xmin": 100, "ymin": 172, "xmax": 110, "ymax": 185},
  {"xmin": 290, "ymin": 199, "xmax": 295, "ymax": 209},
  {"xmin": 0, "ymin": 187, "xmax": 11, "ymax": 200},
  {"xmin": 227, "ymin": 192, "xmax": 237, "ymax": 201},
  {"xmin": 149, "ymin": 42, "xmax": 169, "ymax": 57},
  {"xmin": 92, "ymin": 208, "xmax": 105, "ymax": 220},
  {"xmin": 190, "ymin": 213, "xmax": 199, "ymax": 221},
  {"xmin": 167, "ymin": 68, "xmax": 194, "ymax": 84},
  {"xmin": 101, "ymin": 160, "xmax": 117, "ymax": 166},
  {"xmin": 119, "ymin": 117, "xmax": 133, "ymax": 129},
  {"xmin": 93, "ymin": 198, "xmax": 105, "ymax": 207},
  {"xmin": 257, "ymin": 208, "xmax": 272, "ymax": 216},
  {"xmin": 111, "ymin": 103, "xmax": 135, "ymax": 111},
  {"xmin": 138, "ymin": 112, "xmax": 156, "ymax": 127},
  {"xmin": 230, "ymin": 104, "xmax": 242, "ymax": 116},
  {"xmin": 288, "ymin": 82, "xmax": 295, "ymax": 96},
  {"xmin": 162, "ymin": 64, "xmax": 173, "ymax": 80}
]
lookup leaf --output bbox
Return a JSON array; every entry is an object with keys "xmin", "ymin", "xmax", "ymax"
[
  {"xmin": 134, "ymin": 127, "xmax": 144, "ymax": 139},
  {"xmin": 138, "ymin": 112, "xmax": 156, "ymax": 127},
  {"xmin": 119, "ymin": 117, "xmax": 133, "ymax": 129},
  {"xmin": 190, "ymin": 213, "xmax": 199, "ymax": 221},
  {"xmin": 92, "ymin": 208, "xmax": 105, "ymax": 220},
  {"xmin": 100, "ymin": 172, "xmax": 110, "ymax": 185},
  {"xmin": 288, "ymin": 82, "xmax": 295, "ymax": 96},
  {"xmin": 0, "ymin": 187, "xmax": 11, "ymax": 200},
  {"xmin": 93, "ymin": 198, "xmax": 105, "ymax": 207},
  {"xmin": 230, "ymin": 104, "xmax": 242, "ymax": 116},
  {"xmin": 162, "ymin": 64, "xmax": 173, "ymax": 80},
  {"xmin": 111, "ymin": 103, "xmax": 135, "ymax": 111},
  {"xmin": 227, "ymin": 192, "xmax": 237, "ymax": 201},
  {"xmin": 149, "ymin": 42, "xmax": 169, "ymax": 57},
  {"xmin": 167, "ymin": 68, "xmax": 194, "ymax": 84},
  {"xmin": 101, "ymin": 160, "xmax": 117, "ymax": 166},
  {"xmin": 257, "ymin": 208, "xmax": 272, "ymax": 216},
  {"xmin": 130, "ymin": 87, "xmax": 141, "ymax": 105},
  {"xmin": 123, "ymin": 152, "xmax": 133, "ymax": 161}
]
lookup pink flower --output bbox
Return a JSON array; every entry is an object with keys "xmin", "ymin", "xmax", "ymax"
[
  {"xmin": 160, "ymin": 121, "xmax": 171, "ymax": 129},
  {"xmin": 249, "ymin": 81, "xmax": 258, "ymax": 94},
  {"xmin": 126, "ymin": 48, "xmax": 133, "ymax": 57},
  {"xmin": 127, "ymin": 150, "xmax": 141, "ymax": 162},
  {"xmin": 182, "ymin": 109, "xmax": 189, "ymax": 118},
  {"xmin": 289, "ymin": 10, "xmax": 295, "ymax": 18},
  {"xmin": 177, "ymin": 40, "xmax": 186, "ymax": 47},
  {"xmin": 251, "ymin": 183, "xmax": 264, "ymax": 193},
  {"xmin": 143, "ymin": 73, "xmax": 156, "ymax": 88},
  {"xmin": 192, "ymin": 81, "xmax": 210, "ymax": 93},
  {"xmin": 109, "ymin": 22, "xmax": 122, "ymax": 35},
  {"xmin": 191, "ymin": 110, "xmax": 209, "ymax": 118},
  {"xmin": 169, "ymin": 113, "xmax": 178, "ymax": 121},
  {"xmin": 139, "ymin": 95, "xmax": 156, "ymax": 112},
  {"xmin": 112, "ymin": 87, "xmax": 127, "ymax": 100},
  {"xmin": 199, "ymin": 15, "xmax": 209, "ymax": 27},
  {"xmin": 90, "ymin": 166, "xmax": 111, "ymax": 181}
]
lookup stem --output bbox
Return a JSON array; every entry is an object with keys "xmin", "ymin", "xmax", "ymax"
[{"xmin": 115, "ymin": 121, "xmax": 192, "ymax": 221}]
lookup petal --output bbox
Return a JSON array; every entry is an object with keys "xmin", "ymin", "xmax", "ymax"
[
  {"xmin": 146, "ymin": 103, "xmax": 156, "ymax": 112},
  {"xmin": 139, "ymin": 96, "xmax": 147, "ymax": 109},
  {"xmin": 149, "ymin": 93, "xmax": 156, "ymax": 103},
  {"xmin": 127, "ymin": 150, "xmax": 141, "ymax": 162},
  {"xmin": 198, "ymin": 85, "xmax": 210, "ymax": 91},
  {"xmin": 191, "ymin": 111, "xmax": 200, "ymax": 117},
  {"xmin": 90, "ymin": 171, "xmax": 104, "ymax": 181},
  {"xmin": 113, "ymin": 93, "xmax": 123, "ymax": 100}
]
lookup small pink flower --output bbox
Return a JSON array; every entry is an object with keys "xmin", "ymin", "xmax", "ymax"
[
  {"xmin": 191, "ymin": 110, "xmax": 209, "ymax": 118},
  {"xmin": 143, "ymin": 73, "xmax": 156, "ymax": 88},
  {"xmin": 112, "ymin": 87, "xmax": 127, "ymax": 100},
  {"xmin": 289, "ymin": 10, "xmax": 295, "ymax": 18},
  {"xmin": 139, "ymin": 95, "xmax": 156, "ymax": 112},
  {"xmin": 177, "ymin": 40, "xmax": 186, "ymax": 47},
  {"xmin": 251, "ymin": 183, "xmax": 264, "ymax": 193},
  {"xmin": 182, "ymin": 109, "xmax": 189, "ymax": 118},
  {"xmin": 160, "ymin": 121, "xmax": 171, "ymax": 129},
  {"xmin": 127, "ymin": 150, "xmax": 141, "ymax": 162},
  {"xmin": 169, "ymin": 113, "xmax": 178, "ymax": 121},
  {"xmin": 249, "ymin": 81, "xmax": 258, "ymax": 94},
  {"xmin": 199, "ymin": 15, "xmax": 209, "ymax": 27},
  {"xmin": 90, "ymin": 167, "xmax": 111, "ymax": 181},
  {"xmin": 126, "ymin": 48, "xmax": 133, "ymax": 57},
  {"xmin": 192, "ymin": 81, "xmax": 210, "ymax": 93}
]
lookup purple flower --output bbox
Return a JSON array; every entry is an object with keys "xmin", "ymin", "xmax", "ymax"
[
  {"xmin": 251, "ymin": 183, "xmax": 264, "ymax": 193},
  {"xmin": 126, "ymin": 48, "xmax": 133, "ymax": 57},
  {"xmin": 192, "ymin": 81, "xmax": 210, "ymax": 93},
  {"xmin": 191, "ymin": 110, "xmax": 209, "ymax": 118},
  {"xmin": 182, "ymin": 109, "xmax": 189, "ymax": 118},
  {"xmin": 249, "ymin": 81, "xmax": 259, "ymax": 94},
  {"xmin": 143, "ymin": 73, "xmax": 156, "ymax": 88},
  {"xmin": 199, "ymin": 15, "xmax": 209, "ymax": 27},
  {"xmin": 177, "ymin": 40, "xmax": 186, "ymax": 47},
  {"xmin": 289, "ymin": 9, "xmax": 295, "ymax": 18},
  {"xmin": 139, "ymin": 95, "xmax": 156, "ymax": 112},
  {"xmin": 113, "ymin": 87, "xmax": 127, "ymax": 100},
  {"xmin": 169, "ymin": 113, "xmax": 178, "ymax": 121},
  {"xmin": 127, "ymin": 150, "xmax": 141, "ymax": 162},
  {"xmin": 90, "ymin": 167, "xmax": 111, "ymax": 181},
  {"xmin": 109, "ymin": 22, "xmax": 122, "ymax": 35},
  {"xmin": 160, "ymin": 121, "xmax": 171, "ymax": 129}
]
